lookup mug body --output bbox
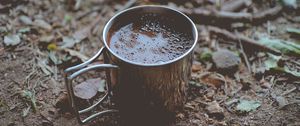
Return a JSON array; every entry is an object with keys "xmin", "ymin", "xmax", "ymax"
[{"xmin": 102, "ymin": 5, "xmax": 198, "ymax": 125}]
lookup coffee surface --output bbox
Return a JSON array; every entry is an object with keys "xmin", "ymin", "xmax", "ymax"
[{"xmin": 108, "ymin": 13, "xmax": 193, "ymax": 64}]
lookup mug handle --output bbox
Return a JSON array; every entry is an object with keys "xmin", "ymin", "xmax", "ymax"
[{"xmin": 64, "ymin": 46, "xmax": 119, "ymax": 124}]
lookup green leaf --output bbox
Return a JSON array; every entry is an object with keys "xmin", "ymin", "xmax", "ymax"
[
  {"xmin": 264, "ymin": 53, "xmax": 281, "ymax": 71},
  {"xmin": 283, "ymin": 65, "xmax": 300, "ymax": 77},
  {"xmin": 236, "ymin": 100, "xmax": 261, "ymax": 112},
  {"xmin": 287, "ymin": 27, "xmax": 300, "ymax": 35},
  {"xmin": 64, "ymin": 15, "xmax": 72, "ymax": 24},
  {"xmin": 18, "ymin": 27, "xmax": 31, "ymax": 33},
  {"xmin": 264, "ymin": 53, "xmax": 300, "ymax": 77},
  {"xmin": 280, "ymin": 0, "xmax": 297, "ymax": 9},
  {"xmin": 259, "ymin": 36, "xmax": 300, "ymax": 56},
  {"xmin": 20, "ymin": 90, "xmax": 37, "ymax": 112},
  {"xmin": 199, "ymin": 48, "xmax": 212, "ymax": 61},
  {"xmin": 22, "ymin": 107, "xmax": 31, "ymax": 117}
]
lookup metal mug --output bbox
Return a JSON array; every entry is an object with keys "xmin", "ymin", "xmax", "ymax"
[{"xmin": 65, "ymin": 5, "xmax": 198, "ymax": 125}]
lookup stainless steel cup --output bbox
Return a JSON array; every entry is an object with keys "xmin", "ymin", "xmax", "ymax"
[{"xmin": 65, "ymin": 5, "xmax": 198, "ymax": 125}]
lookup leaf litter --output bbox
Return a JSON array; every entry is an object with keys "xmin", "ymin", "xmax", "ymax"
[{"xmin": 2, "ymin": 0, "xmax": 300, "ymax": 125}]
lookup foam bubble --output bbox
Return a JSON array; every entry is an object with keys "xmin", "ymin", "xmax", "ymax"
[{"xmin": 109, "ymin": 14, "xmax": 193, "ymax": 64}]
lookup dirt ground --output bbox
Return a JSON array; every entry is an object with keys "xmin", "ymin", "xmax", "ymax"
[{"xmin": 0, "ymin": 0, "xmax": 300, "ymax": 126}]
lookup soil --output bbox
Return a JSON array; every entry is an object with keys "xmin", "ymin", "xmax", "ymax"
[{"xmin": 0, "ymin": 0, "xmax": 299, "ymax": 126}]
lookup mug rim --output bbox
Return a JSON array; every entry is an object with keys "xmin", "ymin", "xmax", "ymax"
[{"xmin": 102, "ymin": 5, "xmax": 198, "ymax": 67}]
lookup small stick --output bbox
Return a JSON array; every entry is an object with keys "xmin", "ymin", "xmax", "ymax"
[
  {"xmin": 0, "ymin": 47, "xmax": 4, "ymax": 55},
  {"xmin": 76, "ymin": 6, "xmax": 102, "ymax": 20},
  {"xmin": 181, "ymin": 6, "xmax": 282, "ymax": 23},
  {"xmin": 253, "ymin": 6, "xmax": 282, "ymax": 20},
  {"xmin": 206, "ymin": 26, "xmax": 281, "ymax": 55},
  {"xmin": 221, "ymin": 0, "xmax": 252, "ymax": 12},
  {"xmin": 74, "ymin": 0, "xmax": 82, "ymax": 10},
  {"xmin": 116, "ymin": 0, "xmax": 136, "ymax": 13},
  {"xmin": 281, "ymin": 87, "xmax": 297, "ymax": 96},
  {"xmin": 236, "ymin": 30, "xmax": 252, "ymax": 73}
]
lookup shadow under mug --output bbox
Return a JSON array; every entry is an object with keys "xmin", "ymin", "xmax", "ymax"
[{"xmin": 65, "ymin": 5, "xmax": 198, "ymax": 125}]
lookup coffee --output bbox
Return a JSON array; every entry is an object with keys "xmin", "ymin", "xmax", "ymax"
[{"xmin": 108, "ymin": 13, "xmax": 193, "ymax": 64}]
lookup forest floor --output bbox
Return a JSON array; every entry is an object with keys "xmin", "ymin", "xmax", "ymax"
[{"xmin": 0, "ymin": 0, "xmax": 300, "ymax": 126}]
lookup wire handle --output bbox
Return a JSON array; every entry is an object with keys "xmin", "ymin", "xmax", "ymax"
[{"xmin": 64, "ymin": 47, "xmax": 119, "ymax": 124}]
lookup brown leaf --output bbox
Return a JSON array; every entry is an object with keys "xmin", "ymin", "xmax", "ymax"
[
  {"xmin": 55, "ymin": 93, "xmax": 71, "ymax": 113},
  {"xmin": 260, "ymin": 78, "xmax": 271, "ymax": 89},
  {"xmin": 71, "ymin": 15, "xmax": 102, "ymax": 43},
  {"xmin": 192, "ymin": 61, "xmax": 202, "ymax": 72},
  {"xmin": 64, "ymin": 48, "xmax": 89, "ymax": 62},
  {"xmin": 74, "ymin": 78, "xmax": 105, "ymax": 99},
  {"xmin": 33, "ymin": 19, "xmax": 52, "ymax": 31},
  {"xmin": 72, "ymin": 26, "xmax": 91, "ymax": 42},
  {"xmin": 199, "ymin": 73, "xmax": 224, "ymax": 88}
]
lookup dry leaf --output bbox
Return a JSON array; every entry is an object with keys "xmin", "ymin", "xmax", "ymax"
[
  {"xmin": 73, "ymin": 26, "xmax": 91, "ymax": 42},
  {"xmin": 192, "ymin": 61, "xmax": 202, "ymax": 72},
  {"xmin": 74, "ymin": 78, "xmax": 106, "ymax": 99},
  {"xmin": 199, "ymin": 73, "xmax": 224, "ymax": 88},
  {"xmin": 64, "ymin": 48, "xmax": 89, "ymax": 62},
  {"xmin": 19, "ymin": 15, "xmax": 33, "ymax": 25},
  {"xmin": 39, "ymin": 35, "xmax": 54, "ymax": 43},
  {"xmin": 275, "ymin": 96, "xmax": 288, "ymax": 109},
  {"xmin": 60, "ymin": 36, "xmax": 77, "ymax": 48},
  {"xmin": 37, "ymin": 59, "xmax": 54, "ymax": 75},
  {"xmin": 4, "ymin": 34, "xmax": 21, "ymax": 46},
  {"xmin": 33, "ymin": 19, "xmax": 52, "ymax": 31}
]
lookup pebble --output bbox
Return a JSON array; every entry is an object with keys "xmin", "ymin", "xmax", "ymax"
[
  {"xmin": 212, "ymin": 49, "xmax": 240, "ymax": 74},
  {"xmin": 205, "ymin": 101, "xmax": 224, "ymax": 120}
]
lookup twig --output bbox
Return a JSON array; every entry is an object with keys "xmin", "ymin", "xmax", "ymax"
[
  {"xmin": 252, "ymin": 6, "xmax": 282, "ymax": 20},
  {"xmin": 0, "ymin": 47, "xmax": 4, "ymax": 54},
  {"xmin": 230, "ymin": 86, "xmax": 242, "ymax": 97},
  {"xmin": 194, "ymin": 100, "xmax": 209, "ymax": 106},
  {"xmin": 281, "ymin": 87, "xmax": 297, "ymax": 96},
  {"xmin": 74, "ymin": 0, "xmax": 82, "ymax": 10},
  {"xmin": 221, "ymin": 0, "xmax": 252, "ymax": 12},
  {"xmin": 225, "ymin": 99, "xmax": 239, "ymax": 106},
  {"xmin": 283, "ymin": 58, "xmax": 300, "ymax": 66},
  {"xmin": 116, "ymin": 0, "xmax": 136, "ymax": 13},
  {"xmin": 236, "ymin": 30, "xmax": 252, "ymax": 73},
  {"xmin": 181, "ymin": 6, "xmax": 282, "ymax": 24},
  {"xmin": 206, "ymin": 25, "xmax": 281, "ymax": 55},
  {"xmin": 215, "ymin": 73, "xmax": 228, "ymax": 96},
  {"xmin": 76, "ymin": 6, "xmax": 102, "ymax": 20}
]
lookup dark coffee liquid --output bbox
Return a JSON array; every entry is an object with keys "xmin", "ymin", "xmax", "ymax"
[{"xmin": 108, "ymin": 13, "xmax": 193, "ymax": 64}]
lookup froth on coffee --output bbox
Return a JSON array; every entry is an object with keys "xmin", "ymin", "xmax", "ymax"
[{"xmin": 108, "ymin": 12, "xmax": 193, "ymax": 64}]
